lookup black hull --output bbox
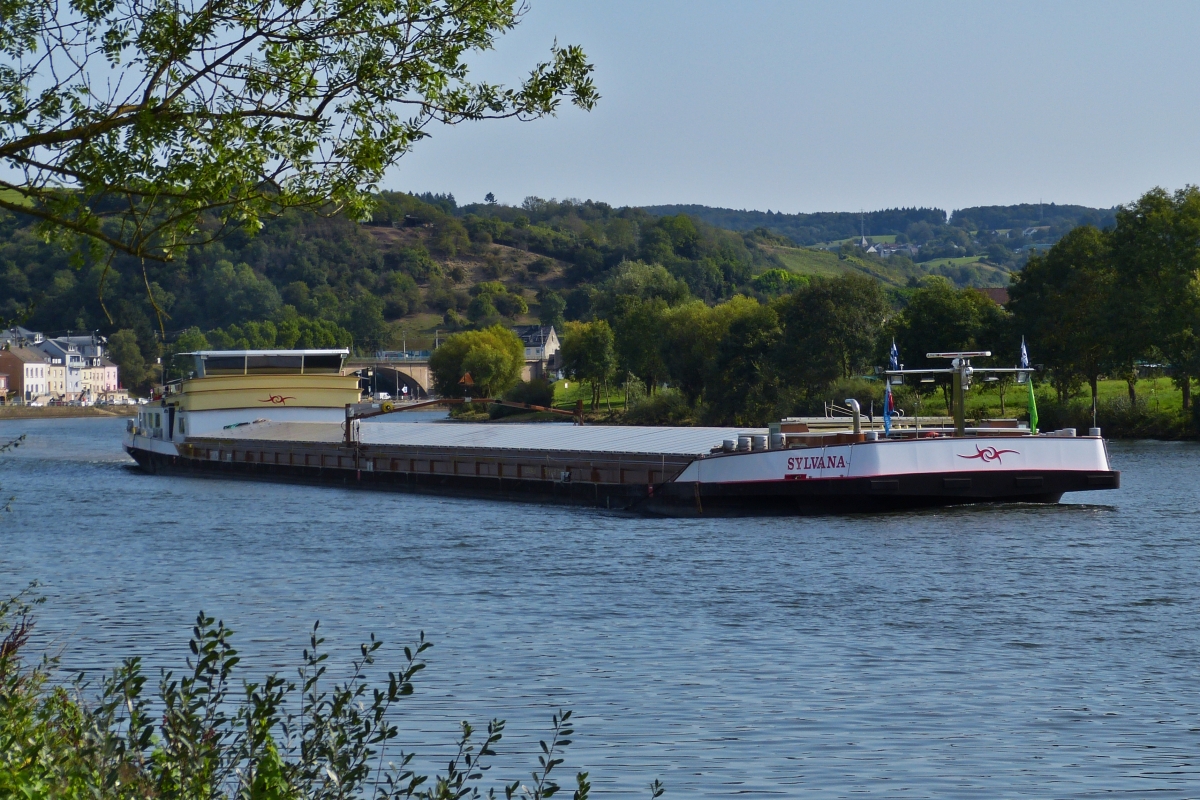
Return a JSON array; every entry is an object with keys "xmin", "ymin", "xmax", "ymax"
[{"xmin": 126, "ymin": 445, "xmax": 1119, "ymax": 516}]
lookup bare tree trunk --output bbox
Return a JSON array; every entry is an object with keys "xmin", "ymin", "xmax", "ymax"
[
  {"xmin": 999, "ymin": 382, "xmax": 1007, "ymax": 416},
  {"xmin": 1183, "ymin": 375, "xmax": 1191, "ymax": 411},
  {"xmin": 1127, "ymin": 378, "xmax": 1137, "ymax": 405}
]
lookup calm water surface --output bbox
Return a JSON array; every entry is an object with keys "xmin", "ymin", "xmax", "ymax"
[{"xmin": 2, "ymin": 417, "xmax": 1199, "ymax": 798}]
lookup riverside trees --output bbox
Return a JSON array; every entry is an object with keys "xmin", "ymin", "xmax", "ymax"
[
  {"xmin": 429, "ymin": 326, "xmax": 524, "ymax": 398},
  {"xmin": 572, "ymin": 275, "xmax": 895, "ymax": 425},
  {"xmin": 1010, "ymin": 186, "xmax": 1200, "ymax": 412}
]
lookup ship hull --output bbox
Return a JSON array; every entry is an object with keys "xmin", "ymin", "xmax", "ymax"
[{"xmin": 124, "ymin": 439, "xmax": 1118, "ymax": 516}]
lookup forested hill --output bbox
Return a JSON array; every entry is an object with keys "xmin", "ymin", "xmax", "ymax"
[
  {"xmin": 1, "ymin": 189, "xmax": 1113, "ymax": 394},
  {"xmin": 950, "ymin": 203, "xmax": 1117, "ymax": 232},
  {"xmin": 645, "ymin": 202, "xmax": 1118, "ymax": 245},
  {"xmin": 641, "ymin": 205, "xmax": 947, "ymax": 246}
]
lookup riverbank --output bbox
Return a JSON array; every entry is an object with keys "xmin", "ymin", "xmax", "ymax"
[
  {"xmin": 0, "ymin": 405, "xmax": 136, "ymax": 419},
  {"xmin": 545, "ymin": 378, "xmax": 1200, "ymax": 440}
]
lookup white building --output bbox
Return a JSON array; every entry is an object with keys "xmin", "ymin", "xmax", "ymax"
[{"xmin": 511, "ymin": 325, "xmax": 560, "ymax": 381}]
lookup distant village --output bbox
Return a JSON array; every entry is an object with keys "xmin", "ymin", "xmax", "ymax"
[
  {"xmin": 849, "ymin": 226, "xmax": 1055, "ymax": 260},
  {"xmin": 0, "ymin": 327, "xmax": 128, "ymax": 406}
]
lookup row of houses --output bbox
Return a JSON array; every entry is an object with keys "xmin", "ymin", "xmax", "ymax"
[
  {"xmin": 0, "ymin": 323, "xmax": 562, "ymax": 405},
  {"xmin": 0, "ymin": 327, "xmax": 125, "ymax": 405}
]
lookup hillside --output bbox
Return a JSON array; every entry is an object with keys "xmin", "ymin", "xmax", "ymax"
[
  {"xmin": 763, "ymin": 245, "xmax": 1012, "ymax": 289},
  {"xmin": 642, "ymin": 201, "xmax": 1117, "ymax": 273},
  {"xmin": 642, "ymin": 205, "xmax": 947, "ymax": 246},
  {"xmin": 0, "ymin": 191, "xmax": 1050, "ymax": 377}
]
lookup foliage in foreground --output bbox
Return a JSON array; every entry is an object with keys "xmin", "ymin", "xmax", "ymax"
[
  {"xmin": 0, "ymin": 0, "xmax": 597, "ymax": 264},
  {"xmin": 0, "ymin": 591, "xmax": 664, "ymax": 800}
]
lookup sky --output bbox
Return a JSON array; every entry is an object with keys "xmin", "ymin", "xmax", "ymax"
[{"xmin": 391, "ymin": 0, "xmax": 1200, "ymax": 215}]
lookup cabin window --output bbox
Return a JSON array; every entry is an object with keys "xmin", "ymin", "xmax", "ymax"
[
  {"xmin": 203, "ymin": 355, "xmax": 247, "ymax": 375},
  {"xmin": 302, "ymin": 354, "xmax": 343, "ymax": 373},
  {"xmin": 245, "ymin": 354, "xmax": 304, "ymax": 373}
]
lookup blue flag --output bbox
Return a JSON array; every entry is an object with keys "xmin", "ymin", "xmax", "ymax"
[{"xmin": 884, "ymin": 340, "xmax": 899, "ymax": 435}]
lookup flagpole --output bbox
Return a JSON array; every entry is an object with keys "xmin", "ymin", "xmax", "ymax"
[{"xmin": 1021, "ymin": 336, "xmax": 1038, "ymax": 435}]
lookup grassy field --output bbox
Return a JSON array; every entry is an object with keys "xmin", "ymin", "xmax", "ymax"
[
  {"xmin": 551, "ymin": 378, "xmax": 630, "ymax": 411},
  {"xmin": 384, "ymin": 313, "xmax": 443, "ymax": 350},
  {"xmin": 768, "ymin": 247, "xmax": 857, "ymax": 279},
  {"xmin": 767, "ymin": 246, "xmax": 926, "ymax": 287},
  {"xmin": 498, "ymin": 376, "xmax": 1194, "ymax": 435},
  {"xmin": 874, "ymin": 377, "xmax": 1187, "ymax": 420},
  {"xmin": 920, "ymin": 256, "xmax": 987, "ymax": 268},
  {"xmin": 766, "ymin": 246, "xmax": 1012, "ymax": 290},
  {"xmin": 812, "ymin": 235, "xmax": 899, "ymax": 246},
  {"xmin": 0, "ymin": 188, "xmax": 33, "ymax": 208},
  {"xmin": 550, "ymin": 377, "xmax": 1188, "ymax": 417}
]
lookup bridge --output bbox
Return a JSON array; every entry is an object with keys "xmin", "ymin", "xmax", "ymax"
[
  {"xmin": 349, "ymin": 349, "xmax": 557, "ymax": 401},
  {"xmin": 347, "ymin": 354, "xmax": 433, "ymax": 400}
]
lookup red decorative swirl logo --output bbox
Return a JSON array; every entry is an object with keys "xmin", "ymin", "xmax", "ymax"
[
  {"xmin": 958, "ymin": 445, "xmax": 1019, "ymax": 464},
  {"xmin": 259, "ymin": 394, "xmax": 295, "ymax": 405}
]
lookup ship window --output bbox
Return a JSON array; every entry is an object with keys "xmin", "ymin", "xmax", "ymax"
[
  {"xmin": 302, "ymin": 354, "xmax": 344, "ymax": 373},
  {"xmin": 246, "ymin": 354, "xmax": 303, "ymax": 373},
  {"xmin": 203, "ymin": 355, "xmax": 246, "ymax": 375}
]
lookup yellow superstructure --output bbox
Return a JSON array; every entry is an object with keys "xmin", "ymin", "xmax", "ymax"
[
  {"xmin": 164, "ymin": 349, "xmax": 361, "ymax": 411},
  {"xmin": 174, "ymin": 372, "xmax": 361, "ymax": 411}
]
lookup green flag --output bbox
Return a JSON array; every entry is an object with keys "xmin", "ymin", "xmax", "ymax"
[{"xmin": 1027, "ymin": 376, "xmax": 1039, "ymax": 435}]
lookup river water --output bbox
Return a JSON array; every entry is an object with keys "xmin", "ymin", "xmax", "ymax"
[{"xmin": 2, "ymin": 417, "xmax": 1199, "ymax": 798}]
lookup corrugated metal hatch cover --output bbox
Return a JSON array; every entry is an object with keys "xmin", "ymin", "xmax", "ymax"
[
  {"xmin": 361, "ymin": 422, "xmax": 765, "ymax": 456},
  {"xmin": 214, "ymin": 421, "xmax": 766, "ymax": 457}
]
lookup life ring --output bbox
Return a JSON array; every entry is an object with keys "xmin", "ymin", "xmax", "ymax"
[{"xmin": 381, "ymin": 400, "xmax": 395, "ymax": 413}]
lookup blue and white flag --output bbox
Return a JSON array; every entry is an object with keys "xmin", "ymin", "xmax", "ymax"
[
  {"xmin": 884, "ymin": 340, "xmax": 899, "ymax": 435},
  {"xmin": 1020, "ymin": 337, "xmax": 1030, "ymax": 371}
]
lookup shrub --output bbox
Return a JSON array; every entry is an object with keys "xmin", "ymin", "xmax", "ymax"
[
  {"xmin": 624, "ymin": 388, "xmax": 697, "ymax": 425},
  {"xmin": 751, "ymin": 268, "xmax": 808, "ymax": 297},
  {"xmin": 789, "ymin": 377, "xmax": 884, "ymax": 419},
  {"xmin": 1037, "ymin": 396, "xmax": 1191, "ymax": 438},
  {"xmin": 0, "ymin": 591, "xmax": 665, "ymax": 800},
  {"xmin": 490, "ymin": 378, "xmax": 556, "ymax": 418}
]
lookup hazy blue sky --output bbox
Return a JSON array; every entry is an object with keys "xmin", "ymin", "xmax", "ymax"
[{"xmin": 393, "ymin": 1, "xmax": 1200, "ymax": 214}]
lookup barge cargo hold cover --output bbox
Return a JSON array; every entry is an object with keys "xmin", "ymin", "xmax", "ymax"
[{"xmin": 123, "ymin": 348, "xmax": 1119, "ymax": 515}]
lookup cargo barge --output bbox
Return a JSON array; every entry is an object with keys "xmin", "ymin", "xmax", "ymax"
[{"xmin": 124, "ymin": 349, "xmax": 1120, "ymax": 515}]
